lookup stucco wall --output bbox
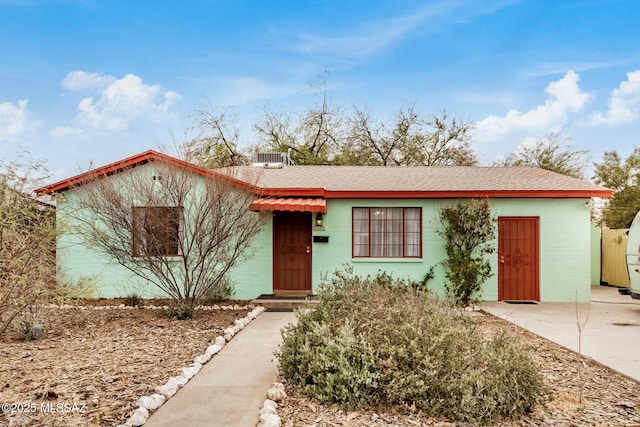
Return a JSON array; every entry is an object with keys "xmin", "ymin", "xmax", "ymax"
[
  {"xmin": 492, "ymin": 198, "xmax": 592, "ymax": 302},
  {"xmin": 299, "ymin": 198, "xmax": 591, "ymax": 302},
  {"xmin": 55, "ymin": 163, "xmax": 272, "ymax": 300},
  {"xmin": 591, "ymin": 224, "xmax": 602, "ymax": 286},
  {"xmin": 56, "ymin": 188, "xmax": 163, "ymax": 298},
  {"xmin": 56, "ymin": 166, "xmax": 594, "ymax": 302}
]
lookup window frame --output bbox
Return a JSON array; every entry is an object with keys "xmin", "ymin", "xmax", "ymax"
[
  {"xmin": 352, "ymin": 207, "xmax": 422, "ymax": 258},
  {"xmin": 132, "ymin": 206, "xmax": 184, "ymax": 257}
]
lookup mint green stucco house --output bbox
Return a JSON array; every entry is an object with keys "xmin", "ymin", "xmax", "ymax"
[{"xmin": 39, "ymin": 150, "xmax": 611, "ymax": 302}]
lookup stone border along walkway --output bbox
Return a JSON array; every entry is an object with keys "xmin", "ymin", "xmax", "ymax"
[
  {"xmin": 257, "ymin": 383, "xmax": 287, "ymax": 427},
  {"xmin": 47, "ymin": 303, "xmax": 253, "ymax": 311},
  {"xmin": 87, "ymin": 304, "xmax": 268, "ymax": 427}
]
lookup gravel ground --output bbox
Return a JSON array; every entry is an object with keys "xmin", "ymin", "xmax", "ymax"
[
  {"xmin": 0, "ymin": 301, "xmax": 250, "ymax": 427},
  {"xmin": 3, "ymin": 304, "xmax": 640, "ymax": 426}
]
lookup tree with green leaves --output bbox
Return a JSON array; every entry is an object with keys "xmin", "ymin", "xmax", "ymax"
[
  {"xmin": 594, "ymin": 147, "xmax": 640, "ymax": 228},
  {"xmin": 496, "ymin": 132, "xmax": 589, "ymax": 178},
  {"xmin": 438, "ymin": 199, "xmax": 496, "ymax": 306}
]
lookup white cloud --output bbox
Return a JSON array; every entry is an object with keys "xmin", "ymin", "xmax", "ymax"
[
  {"xmin": 589, "ymin": 69, "xmax": 640, "ymax": 125},
  {"xmin": 67, "ymin": 73, "xmax": 180, "ymax": 132},
  {"xmin": 476, "ymin": 71, "xmax": 591, "ymax": 138},
  {"xmin": 0, "ymin": 99, "xmax": 33, "ymax": 141},
  {"xmin": 62, "ymin": 70, "xmax": 116, "ymax": 91}
]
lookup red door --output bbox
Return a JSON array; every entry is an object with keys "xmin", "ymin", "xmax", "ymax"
[
  {"xmin": 498, "ymin": 217, "xmax": 539, "ymax": 301},
  {"xmin": 273, "ymin": 211, "xmax": 312, "ymax": 295}
]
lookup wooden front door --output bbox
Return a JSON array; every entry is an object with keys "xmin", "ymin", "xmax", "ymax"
[
  {"xmin": 498, "ymin": 217, "xmax": 539, "ymax": 301},
  {"xmin": 273, "ymin": 211, "xmax": 312, "ymax": 295}
]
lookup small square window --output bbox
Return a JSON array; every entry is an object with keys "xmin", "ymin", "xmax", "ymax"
[{"xmin": 132, "ymin": 206, "xmax": 184, "ymax": 257}]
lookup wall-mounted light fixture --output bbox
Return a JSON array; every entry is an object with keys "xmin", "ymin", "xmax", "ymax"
[{"xmin": 315, "ymin": 212, "xmax": 324, "ymax": 227}]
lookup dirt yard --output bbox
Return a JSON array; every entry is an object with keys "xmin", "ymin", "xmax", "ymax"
[
  {"xmin": 0, "ymin": 300, "xmax": 250, "ymax": 427},
  {"xmin": 2, "ymin": 303, "xmax": 640, "ymax": 427}
]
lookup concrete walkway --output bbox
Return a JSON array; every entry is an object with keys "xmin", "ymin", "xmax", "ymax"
[
  {"xmin": 144, "ymin": 310, "xmax": 296, "ymax": 427},
  {"xmin": 144, "ymin": 286, "xmax": 640, "ymax": 427},
  {"xmin": 479, "ymin": 285, "xmax": 640, "ymax": 382}
]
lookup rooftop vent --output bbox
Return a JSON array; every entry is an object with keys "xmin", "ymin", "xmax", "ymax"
[{"xmin": 252, "ymin": 152, "xmax": 295, "ymax": 168}]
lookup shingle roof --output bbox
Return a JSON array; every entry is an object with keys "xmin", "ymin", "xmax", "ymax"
[
  {"xmin": 36, "ymin": 150, "xmax": 612, "ymax": 199},
  {"xmin": 232, "ymin": 165, "xmax": 611, "ymax": 198}
]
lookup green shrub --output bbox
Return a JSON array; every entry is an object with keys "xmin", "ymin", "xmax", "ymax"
[
  {"xmin": 278, "ymin": 268, "xmax": 548, "ymax": 424},
  {"xmin": 279, "ymin": 317, "xmax": 379, "ymax": 408},
  {"xmin": 161, "ymin": 304, "xmax": 194, "ymax": 320},
  {"xmin": 438, "ymin": 198, "xmax": 496, "ymax": 306},
  {"xmin": 21, "ymin": 321, "xmax": 34, "ymax": 342},
  {"xmin": 199, "ymin": 277, "xmax": 233, "ymax": 303}
]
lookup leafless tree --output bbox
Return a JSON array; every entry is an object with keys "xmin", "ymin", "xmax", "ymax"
[
  {"xmin": 183, "ymin": 94, "xmax": 477, "ymax": 168},
  {"xmin": 341, "ymin": 106, "xmax": 400, "ymax": 166},
  {"xmin": 183, "ymin": 103, "xmax": 247, "ymax": 167},
  {"xmin": 496, "ymin": 132, "xmax": 590, "ymax": 179},
  {"xmin": 69, "ymin": 155, "xmax": 267, "ymax": 312},
  {"xmin": 343, "ymin": 106, "xmax": 477, "ymax": 166},
  {"xmin": 255, "ymin": 89, "xmax": 343, "ymax": 165},
  {"xmin": 0, "ymin": 152, "xmax": 57, "ymax": 337}
]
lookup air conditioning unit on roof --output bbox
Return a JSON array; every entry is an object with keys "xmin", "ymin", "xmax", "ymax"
[{"xmin": 252, "ymin": 152, "xmax": 294, "ymax": 168}]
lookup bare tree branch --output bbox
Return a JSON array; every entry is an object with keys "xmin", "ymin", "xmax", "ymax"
[
  {"xmin": 69, "ymin": 158, "xmax": 267, "ymax": 310},
  {"xmin": 183, "ymin": 103, "xmax": 246, "ymax": 167}
]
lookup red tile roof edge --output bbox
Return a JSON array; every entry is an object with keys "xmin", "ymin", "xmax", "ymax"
[
  {"xmin": 34, "ymin": 150, "xmax": 259, "ymax": 195},
  {"xmin": 35, "ymin": 150, "xmax": 613, "ymax": 199},
  {"xmin": 250, "ymin": 197, "xmax": 327, "ymax": 213}
]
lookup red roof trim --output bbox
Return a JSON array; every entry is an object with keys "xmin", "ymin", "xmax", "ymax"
[
  {"xmin": 322, "ymin": 189, "xmax": 613, "ymax": 199},
  {"xmin": 249, "ymin": 189, "xmax": 612, "ymax": 199},
  {"xmin": 36, "ymin": 150, "xmax": 613, "ymax": 200},
  {"xmin": 250, "ymin": 197, "xmax": 327, "ymax": 213},
  {"xmin": 258, "ymin": 188, "xmax": 326, "ymax": 197},
  {"xmin": 35, "ymin": 150, "xmax": 259, "ymax": 195}
]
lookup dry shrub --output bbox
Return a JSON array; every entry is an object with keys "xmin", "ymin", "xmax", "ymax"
[
  {"xmin": 0, "ymin": 154, "xmax": 57, "ymax": 338},
  {"xmin": 278, "ymin": 268, "xmax": 548, "ymax": 425}
]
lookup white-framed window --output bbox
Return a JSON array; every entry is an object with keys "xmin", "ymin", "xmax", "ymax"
[
  {"xmin": 352, "ymin": 207, "xmax": 422, "ymax": 258},
  {"xmin": 132, "ymin": 206, "xmax": 184, "ymax": 257}
]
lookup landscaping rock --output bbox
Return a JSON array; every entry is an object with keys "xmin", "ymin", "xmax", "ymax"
[
  {"xmin": 258, "ymin": 412, "xmax": 281, "ymax": 427},
  {"xmin": 205, "ymin": 344, "xmax": 222, "ymax": 357},
  {"xmin": 155, "ymin": 382, "xmax": 179, "ymax": 399},
  {"xmin": 127, "ymin": 407, "xmax": 149, "ymax": 426},
  {"xmin": 137, "ymin": 393, "xmax": 165, "ymax": 411},
  {"xmin": 267, "ymin": 383, "xmax": 287, "ymax": 402},
  {"xmin": 194, "ymin": 353, "xmax": 211, "ymax": 365}
]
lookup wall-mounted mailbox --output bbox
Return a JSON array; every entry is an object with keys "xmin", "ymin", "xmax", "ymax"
[{"xmin": 313, "ymin": 235, "xmax": 329, "ymax": 243}]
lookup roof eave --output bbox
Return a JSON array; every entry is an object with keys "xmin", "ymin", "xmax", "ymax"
[
  {"xmin": 262, "ymin": 189, "xmax": 614, "ymax": 199},
  {"xmin": 35, "ymin": 150, "xmax": 260, "ymax": 195}
]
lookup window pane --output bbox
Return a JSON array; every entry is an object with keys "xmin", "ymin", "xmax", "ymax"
[
  {"xmin": 370, "ymin": 208, "xmax": 385, "ymax": 257},
  {"xmin": 403, "ymin": 208, "xmax": 421, "ymax": 257},
  {"xmin": 352, "ymin": 207, "xmax": 421, "ymax": 258},
  {"xmin": 166, "ymin": 207, "xmax": 182, "ymax": 255},
  {"xmin": 132, "ymin": 206, "xmax": 183, "ymax": 257},
  {"xmin": 388, "ymin": 208, "xmax": 402, "ymax": 257},
  {"xmin": 353, "ymin": 208, "xmax": 370, "ymax": 256}
]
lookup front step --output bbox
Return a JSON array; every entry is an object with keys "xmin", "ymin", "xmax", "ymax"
[{"xmin": 251, "ymin": 294, "xmax": 318, "ymax": 311}]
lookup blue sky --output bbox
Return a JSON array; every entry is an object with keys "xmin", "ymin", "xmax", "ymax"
[{"xmin": 1, "ymin": 0, "xmax": 639, "ymax": 182}]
